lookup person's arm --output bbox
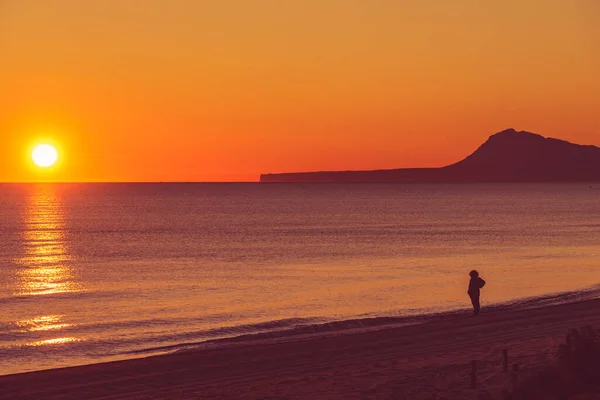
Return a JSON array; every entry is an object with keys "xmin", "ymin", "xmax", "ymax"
[{"xmin": 480, "ymin": 278, "xmax": 486, "ymax": 288}]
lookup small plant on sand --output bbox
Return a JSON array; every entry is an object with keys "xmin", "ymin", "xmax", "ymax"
[
  {"xmin": 510, "ymin": 326, "xmax": 600, "ymax": 400},
  {"xmin": 556, "ymin": 326, "xmax": 600, "ymax": 389}
]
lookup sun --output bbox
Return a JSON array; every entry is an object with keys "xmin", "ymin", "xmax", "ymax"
[{"xmin": 32, "ymin": 144, "xmax": 58, "ymax": 168}]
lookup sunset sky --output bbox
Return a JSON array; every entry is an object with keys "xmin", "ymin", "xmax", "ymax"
[{"xmin": 1, "ymin": 0, "xmax": 599, "ymax": 182}]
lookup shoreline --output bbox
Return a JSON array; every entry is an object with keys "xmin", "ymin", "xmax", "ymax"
[
  {"xmin": 5, "ymin": 285, "xmax": 598, "ymax": 377},
  {"xmin": 3, "ymin": 297, "xmax": 600, "ymax": 399}
]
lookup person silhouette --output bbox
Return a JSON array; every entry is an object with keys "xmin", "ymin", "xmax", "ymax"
[{"xmin": 467, "ymin": 270, "xmax": 486, "ymax": 315}]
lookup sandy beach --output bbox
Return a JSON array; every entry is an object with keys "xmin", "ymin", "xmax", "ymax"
[{"xmin": 2, "ymin": 298, "xmax": 600, "ymax": 399}]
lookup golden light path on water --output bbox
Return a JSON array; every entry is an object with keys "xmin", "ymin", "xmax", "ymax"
[
  {"xmin": 16, "ymin": 315, "xmax": 72, "ymax": 332},
  {"xmin": 26, "ymin": 337, "xmax": 82, "ymax": 347},
  {"xmin": 14, "ymin": 187, "xmax": 83, "ymax": 346}
]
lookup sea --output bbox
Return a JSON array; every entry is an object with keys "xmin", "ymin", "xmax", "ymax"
[{"xmin": 1, "ymin": 183, "xmax": 600, "ymax": 375}]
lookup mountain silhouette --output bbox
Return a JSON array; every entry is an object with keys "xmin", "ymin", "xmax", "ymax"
[{"xmin": 260, "ymin": 129, "xmax": 600, "ymax": 183}]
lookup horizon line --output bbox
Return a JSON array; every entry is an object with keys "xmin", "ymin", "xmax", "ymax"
[{"xmin": 0, "ymin": 181, "xmax": 260, "ymax": 184}]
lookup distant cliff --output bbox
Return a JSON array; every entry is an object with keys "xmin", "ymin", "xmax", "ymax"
[{"xmin": 260, "ymin": 129, "xmax": 600, "ymax": 183}]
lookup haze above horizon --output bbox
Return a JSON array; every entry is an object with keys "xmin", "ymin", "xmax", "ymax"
[{"xmin": 2, "ymin": 0, "xmax": 599, "ymax": 182}]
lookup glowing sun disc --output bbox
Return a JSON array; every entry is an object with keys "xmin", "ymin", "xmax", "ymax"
[{"xmin": 32, "ymin": 144, "xmax": 58, "ymax": 168}]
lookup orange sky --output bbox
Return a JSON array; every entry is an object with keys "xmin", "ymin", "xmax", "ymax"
[{"xmin": 1, "ymin": 0, "xmax": 599, "ymax": 182}]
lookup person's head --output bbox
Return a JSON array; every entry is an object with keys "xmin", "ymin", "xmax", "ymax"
[{"xmin": 469, "ymin": 270, "xmax": 479, "ymax": 278}]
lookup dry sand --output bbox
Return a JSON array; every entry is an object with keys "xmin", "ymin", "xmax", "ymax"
[{"xmin": 3, "ymin": 299, "xmax": 600, "ymax": 399}]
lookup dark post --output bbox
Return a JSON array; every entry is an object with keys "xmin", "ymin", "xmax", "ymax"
[
  {"xmin": 503, "ymin": 348, "xmax": 509, "ymax": 373},
  {"xmin": 511, "ymin": 363, "xmax": 519, "ymax": 391},
  {"xmin": 471, "ymin": 360, "xmax": 477, "ymax": 389}
]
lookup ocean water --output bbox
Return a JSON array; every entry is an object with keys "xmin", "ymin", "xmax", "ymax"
[{"xmin": 1, "ymin": 183, "xmax": 600, "ymax": 375}]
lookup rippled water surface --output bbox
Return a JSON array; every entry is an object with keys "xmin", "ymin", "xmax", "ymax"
[{"xmin": 1, "ymin": 183, "xmax": 600, "ymax": 374}]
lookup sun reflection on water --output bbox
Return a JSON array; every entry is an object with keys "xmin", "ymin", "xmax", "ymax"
[
  {"xmin": 26, "ymin": 337, "xmax": 82, "ymax": 347},
  {"xmin": 14, "ymin": 187, "xmax": 82, "ymax": 296},
  {"xmin": 11, "ymin": 187, "xmax": 84, "ymax": 347},
  {"xmin": 17, "ymin": 315, "xmax": 73, "ymax": 332}
]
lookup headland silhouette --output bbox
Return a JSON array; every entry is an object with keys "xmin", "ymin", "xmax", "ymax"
[{"xmin": 260, "ymin": 129, "xmax": 600, "ymax": 183}]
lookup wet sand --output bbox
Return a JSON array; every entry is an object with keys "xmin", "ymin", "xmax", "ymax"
[{"xmin": 3, "ymin": 298, "xmax": 600, "ymax": 399}]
